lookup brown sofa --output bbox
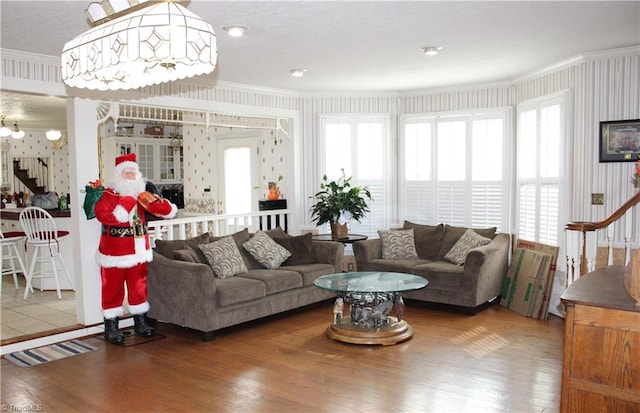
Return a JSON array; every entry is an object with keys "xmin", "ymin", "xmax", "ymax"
[
  {"xmin": 353, "ymin": 222, "xmax": 510, "ymax": 313},
  {"xmin": 147, "ymin": 228, "xmax": 343, "ymax": 340}
]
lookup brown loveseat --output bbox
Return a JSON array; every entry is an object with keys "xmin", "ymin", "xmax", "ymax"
[
  {"xmin": 353, "ymin": 222, "xmax": 510, "ymax": 313},
  {"xmin": 147, "ymin": 228, "xmax": 343, "ymax": 340}
]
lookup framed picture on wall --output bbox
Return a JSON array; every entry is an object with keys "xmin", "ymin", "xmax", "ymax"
[{"xmin": 599, "ymin": 119, "xmax": 640, "ymax": 162}]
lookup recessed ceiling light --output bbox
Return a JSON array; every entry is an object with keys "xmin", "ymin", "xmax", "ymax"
[
  {"xmin": 223, "ymin": 26, "xmax": 248, "ymax": 37},
  {"xmin": 421, "ymin": 46, "xmax": 443, "ymax": 56},
  {"xmin": 290, "ymin": 69, "xmax": 307, "ymax": 77}
]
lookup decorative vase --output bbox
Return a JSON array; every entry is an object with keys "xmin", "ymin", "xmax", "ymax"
[
  {"xmin": 330, "ymin": 222, "xmax": 348, "ymax": 240},
  {"xmin": 267, "ymin": 181, "xmax": 280, "ymax": 200}
]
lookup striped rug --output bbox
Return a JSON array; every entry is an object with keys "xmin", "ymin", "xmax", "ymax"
[{"xmin": 4, "ymin": 340, "xmax": 98, "ymax": 367}]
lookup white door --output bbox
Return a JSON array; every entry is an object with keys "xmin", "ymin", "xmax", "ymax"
[{"xmin": 216, "ymin": 137, "xmax": 260, "ymax": 219}]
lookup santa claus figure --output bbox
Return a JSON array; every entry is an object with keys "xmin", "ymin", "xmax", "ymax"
[{"xmin": 94, "ymin": 153, "xmax": 177, "ymax": 344}]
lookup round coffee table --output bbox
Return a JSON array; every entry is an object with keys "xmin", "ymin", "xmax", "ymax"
[{"xmin": 313, "ymin": 271, "xmax": 428, "ymax": 345}]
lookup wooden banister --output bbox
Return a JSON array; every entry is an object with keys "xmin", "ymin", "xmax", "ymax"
[{"xmin": 566, "ymin": 190, "xmax": 640, "ymax": 277}]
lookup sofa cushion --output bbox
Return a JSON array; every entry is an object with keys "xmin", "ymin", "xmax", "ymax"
[
  {"xmin": 402, "ymin": 221, "xmax": 445, "ymax": 260},
  {"xmin": 437, "ymin": 225, "xmax": 496, "ymax": 261},
  {"xmin": 378, "ymin": 229, "xmax": 419, "ymax": 259},
  {"xmin": 444, "ymin": 229, "xmax": 492, "ymax": 265},
  {"xmin": 214, "ymin": 276, "xmax": 266, "ymax": 307},
  {"xmin": 154, "ymin": 232, "xmax": 210, "ymax": 261},
  {"xmin": 173, "ymin": 246, "xmax": 200, "ymax": 263},
  {"xmin": 242, "ymin": 231, "xmax": 291, "ymax": 269},
  {"xmin": 263, "ymin": 226, "xmax": 287, "ymax": 239},
  {"xmin": 365, "ymin": 258, "xmax": 430, "ymax": 273},
  {"xmin": 240, "ymin": 269, "xmax": 303, "ymax": 295},
  {"xmin": 199, "ymin": 236, "xmax": 248, "ymax": 278},
  {"xmin": 281, "ymin": 263, "xmax": 338, "ymax": 286},
  {"xmin": 274, "ymin": 233, "xmax": 317, "ymax": 265},
  {"xmin": 411, "ymin": 261, "xmax": 465, "ymax": 289}
]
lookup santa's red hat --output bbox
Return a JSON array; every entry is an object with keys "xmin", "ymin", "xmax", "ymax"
[
  {"xmin": 116, "ymin": 152, "xmax": 136, "ymax": 166},
  {"xmin": 114, "ymin": 152, "xmax": 139, "ymax": 177}
]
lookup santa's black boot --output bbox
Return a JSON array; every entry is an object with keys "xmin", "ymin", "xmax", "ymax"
[
  {"xmin": 133, "ymin": 313, "xmax": 155, "ymax": 337},
  {"xmin": 104, "ymin": 318, "xmax": 125, "ymax": 345}
]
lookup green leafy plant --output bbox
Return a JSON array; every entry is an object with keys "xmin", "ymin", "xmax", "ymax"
[{"xmin": 310, "ymin": 171, "xmax": 372, "ymax": 226}]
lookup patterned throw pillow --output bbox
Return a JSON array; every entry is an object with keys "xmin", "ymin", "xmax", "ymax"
[
  {"xmin": 242, "ymin": 231, "xmax": 292, "ymax": 269},
  {"xmin": 444, "ymin": 229, "xmax": 492, "ymax": 265},
  {"xmin": 198, "ymin": 236, "xmax": 248, "ymax": 278},
  {"xmin": 378, "ymin": 229, "xmax": 419, "ymax": 260}
]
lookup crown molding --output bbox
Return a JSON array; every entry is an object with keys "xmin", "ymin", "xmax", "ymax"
[{"xmin": 513, "ymin": 45, "xmax": 640, "ymax": 84}]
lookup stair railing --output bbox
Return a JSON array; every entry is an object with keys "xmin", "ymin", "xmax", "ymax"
[
  {"xmin": 13, "ymin": 157, "xmax": 50, "ymax": 195},
  {"xmin": 565, "ymin": 190, "xmax": 640, "ymax": 284}
]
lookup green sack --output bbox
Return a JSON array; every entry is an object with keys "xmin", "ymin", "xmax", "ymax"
[{"xmin": 83, "ymin": 185, "xmax": 104, "ymax": 220}]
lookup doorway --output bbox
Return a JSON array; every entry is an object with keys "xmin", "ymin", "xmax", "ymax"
[{"xmin": 216, "ymin": 136, "xmax": 260, "ymax": 220}]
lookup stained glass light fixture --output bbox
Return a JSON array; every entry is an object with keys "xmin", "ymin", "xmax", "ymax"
[{"xmin": 61, "ymin": 0, "xmax": 217, "ymax": 91}]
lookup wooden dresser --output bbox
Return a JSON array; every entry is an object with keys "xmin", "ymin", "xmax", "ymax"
[{"xmin": 560, "ymin": 266, "xmax": 640, "ymax": 412}]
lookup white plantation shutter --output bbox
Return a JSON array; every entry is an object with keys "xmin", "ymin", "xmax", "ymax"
[
  {"xmin": 516, "ymin": 95, "xmax": 564, "ymax": 246},
  {"xmin": 404, "ymin": 181, "xmax": 435, "ymax": 223},
  {"xmin": 471, "ymin": 183, "xmax": 503, "ymax": 228},
  {"xmin": 320, "ymin": 116, "xmax": 389, "ymax": 238},
  {"xmin": 400, "ymin": 111, "xmax": 508, "ymax": 231}
]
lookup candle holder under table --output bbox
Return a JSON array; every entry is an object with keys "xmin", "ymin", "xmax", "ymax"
[{"xmin": 313, "ymin": 271, "xmax": 428, "ymax": 346}]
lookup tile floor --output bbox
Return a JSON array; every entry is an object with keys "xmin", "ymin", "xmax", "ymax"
[{"xmin": 1, "ymin": 276, "xmax": 77, "ymax": 341}]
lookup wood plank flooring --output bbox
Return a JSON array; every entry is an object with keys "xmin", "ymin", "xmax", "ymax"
[{"xmin": 1, "ymin": 301, "xmax": 564, "ymax": 413}]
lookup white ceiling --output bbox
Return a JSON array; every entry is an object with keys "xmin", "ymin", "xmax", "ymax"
[{"xmin": 1, "ymin": 1, "xmax": 639, "ymax": 130}]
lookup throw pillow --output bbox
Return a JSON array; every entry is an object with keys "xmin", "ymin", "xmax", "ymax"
[
  {"xmin": 155, "ymin": 232, "xmax": 210, "ymax": 261},
  {"xmin": 378, "ymin": 229, "xmax": 419, "ymax": 260},
  {"xmin": 242, "ymin": 231, "xmax": 292, "ymax": 269},
  {"xmin": 273, "ymin": 233, "xmax": 316, "ymax": 265},
  {"xmin": 173, "ymin": 246, "xmax": 200, "ymax": 263},
  {"xmin": 444, "ymin": 229, "xmax": 492, "ymax": 265},
  {"xmin": 402, "ymin": 221, "xmax": 445, "ymax": 260},
  {"xmin": 210, "ymin": 228, "xmax": 259, "ymax": 270},
  {"xmin": 437, "ymin": 225, "xmax": 496, "ymax": 261},
  {"xmin": 198, "ymin": 236, "xmax": 248, "ymax": 278}
]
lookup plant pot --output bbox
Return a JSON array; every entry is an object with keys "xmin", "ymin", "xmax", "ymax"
[{"xmin": 330, "ymin": 222, "xmax": 348, "ymax": 240}]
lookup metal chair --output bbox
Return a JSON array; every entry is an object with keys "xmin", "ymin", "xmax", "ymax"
[
  {"xmin": 19, "ymin": 206, "xmax": 73, "ymax": 299},
  {"xmin": 0, "ymin": 230, "xmax": 30, "ymax": 294}
]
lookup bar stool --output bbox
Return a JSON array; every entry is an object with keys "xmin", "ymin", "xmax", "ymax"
[
  {"xmin": 0, "ymin": 231, "xmax": 30, "ymax": 294},
  {"xmin": 19, "ymin": 206, "xmax": 73, "ymax": 300}
]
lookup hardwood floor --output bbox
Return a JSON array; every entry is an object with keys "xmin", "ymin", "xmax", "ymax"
[{"xmin": 1, "ymin": 301, "xmax": 564, "ymax": 413}]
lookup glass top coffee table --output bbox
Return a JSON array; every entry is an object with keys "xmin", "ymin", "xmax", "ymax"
[{"xmin": 314, "ymin": 271, "xmax": 428, "ymax": 345}]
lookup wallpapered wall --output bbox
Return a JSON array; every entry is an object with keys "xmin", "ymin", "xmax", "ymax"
[
  {"xmin": 182, "ymin": 124, "xmax": 290, "ymax": 214},
  {"xmin": 2, "ymin": 129, "xmax": 70, "ymax": 199}
]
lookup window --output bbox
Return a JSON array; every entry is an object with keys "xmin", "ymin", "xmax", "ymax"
[
  {"xmin": 319, "ymin": 116, "xmax": 389, "ymax": 238},
  {"xmin": 400, "ymin": 111, "xmax": 509, "ymax": 231},
  {"xmin": 516, "ymin": 95, "xmax": 566, "ymax": 247}
]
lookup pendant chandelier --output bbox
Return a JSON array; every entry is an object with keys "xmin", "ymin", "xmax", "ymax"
[{"xmin": 61, "ymin": 0, "xmax": 217, "ymax": 91}]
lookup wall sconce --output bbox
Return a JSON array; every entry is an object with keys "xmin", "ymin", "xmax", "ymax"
[
  {"xmin": 51, "ymin": 133, "xmax": 68, "ymax": 150},
  {"xmin": 11, "ymin": 123, "xmax": 25, "ymax": 140},
  {"xmin": 170, "ymin": 136, "xmax": 182, "ymax": 153},
  {"xmin": 0, "ymin": 117, "xmax": 12, "ymax": 138}
]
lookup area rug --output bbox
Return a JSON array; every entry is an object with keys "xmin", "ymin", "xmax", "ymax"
[{"xmin": 4, "ymin": 340, "xmax": 98, "ymax": 367}]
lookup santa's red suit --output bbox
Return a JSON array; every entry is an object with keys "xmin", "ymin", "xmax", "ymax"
[{"xmin": 94, "ymin": 153, "xmax": 177, "ymax": 320}]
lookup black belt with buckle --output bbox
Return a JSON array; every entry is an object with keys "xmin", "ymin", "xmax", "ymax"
[{"xmin": 102, "ymin": 225, "xmax": 147, "ymax": 237}]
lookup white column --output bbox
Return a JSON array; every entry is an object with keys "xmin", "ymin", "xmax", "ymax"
[{"xmin": 67, "ymin": 97, "xmax": 103, "ymax": 326}]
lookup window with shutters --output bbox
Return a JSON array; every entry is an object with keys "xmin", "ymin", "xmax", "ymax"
[
  {"xmin": 400, "ymin": 110, "xmax": 509, "ymax": 232},
  {"xmin": 319, "ymin": 116, "xmax": 390, "ymax": 238},
  {"xmin": 516, "ymin": 94, "xmax": 566, "ymax": 247}
]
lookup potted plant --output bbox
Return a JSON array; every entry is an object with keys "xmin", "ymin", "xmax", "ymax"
[{"xmin": 310, "ymin": 171, "xmax": 372, "ymax": 240}]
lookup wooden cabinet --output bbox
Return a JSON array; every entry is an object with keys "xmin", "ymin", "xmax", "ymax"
[
  {"xmin": 103, "ymin": 137, "xmax": 182, "ymax": 184},
  {"xmin": 560, "ymin": 266, "xmax": 640, "ymax": 412}
]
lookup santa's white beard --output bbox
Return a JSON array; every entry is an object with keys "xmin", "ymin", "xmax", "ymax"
[{"xmin": 112, "ymin": 175, "xmax": 146, "ymax": 197}]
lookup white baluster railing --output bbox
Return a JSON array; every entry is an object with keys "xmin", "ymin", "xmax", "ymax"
[
  {"xmin": 147, "ymin": 209, "xmax": 293, "ymax": 246},
  {"xmin": 565, "ymin": 191, "xmax": 640, "ymax": 285}
]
